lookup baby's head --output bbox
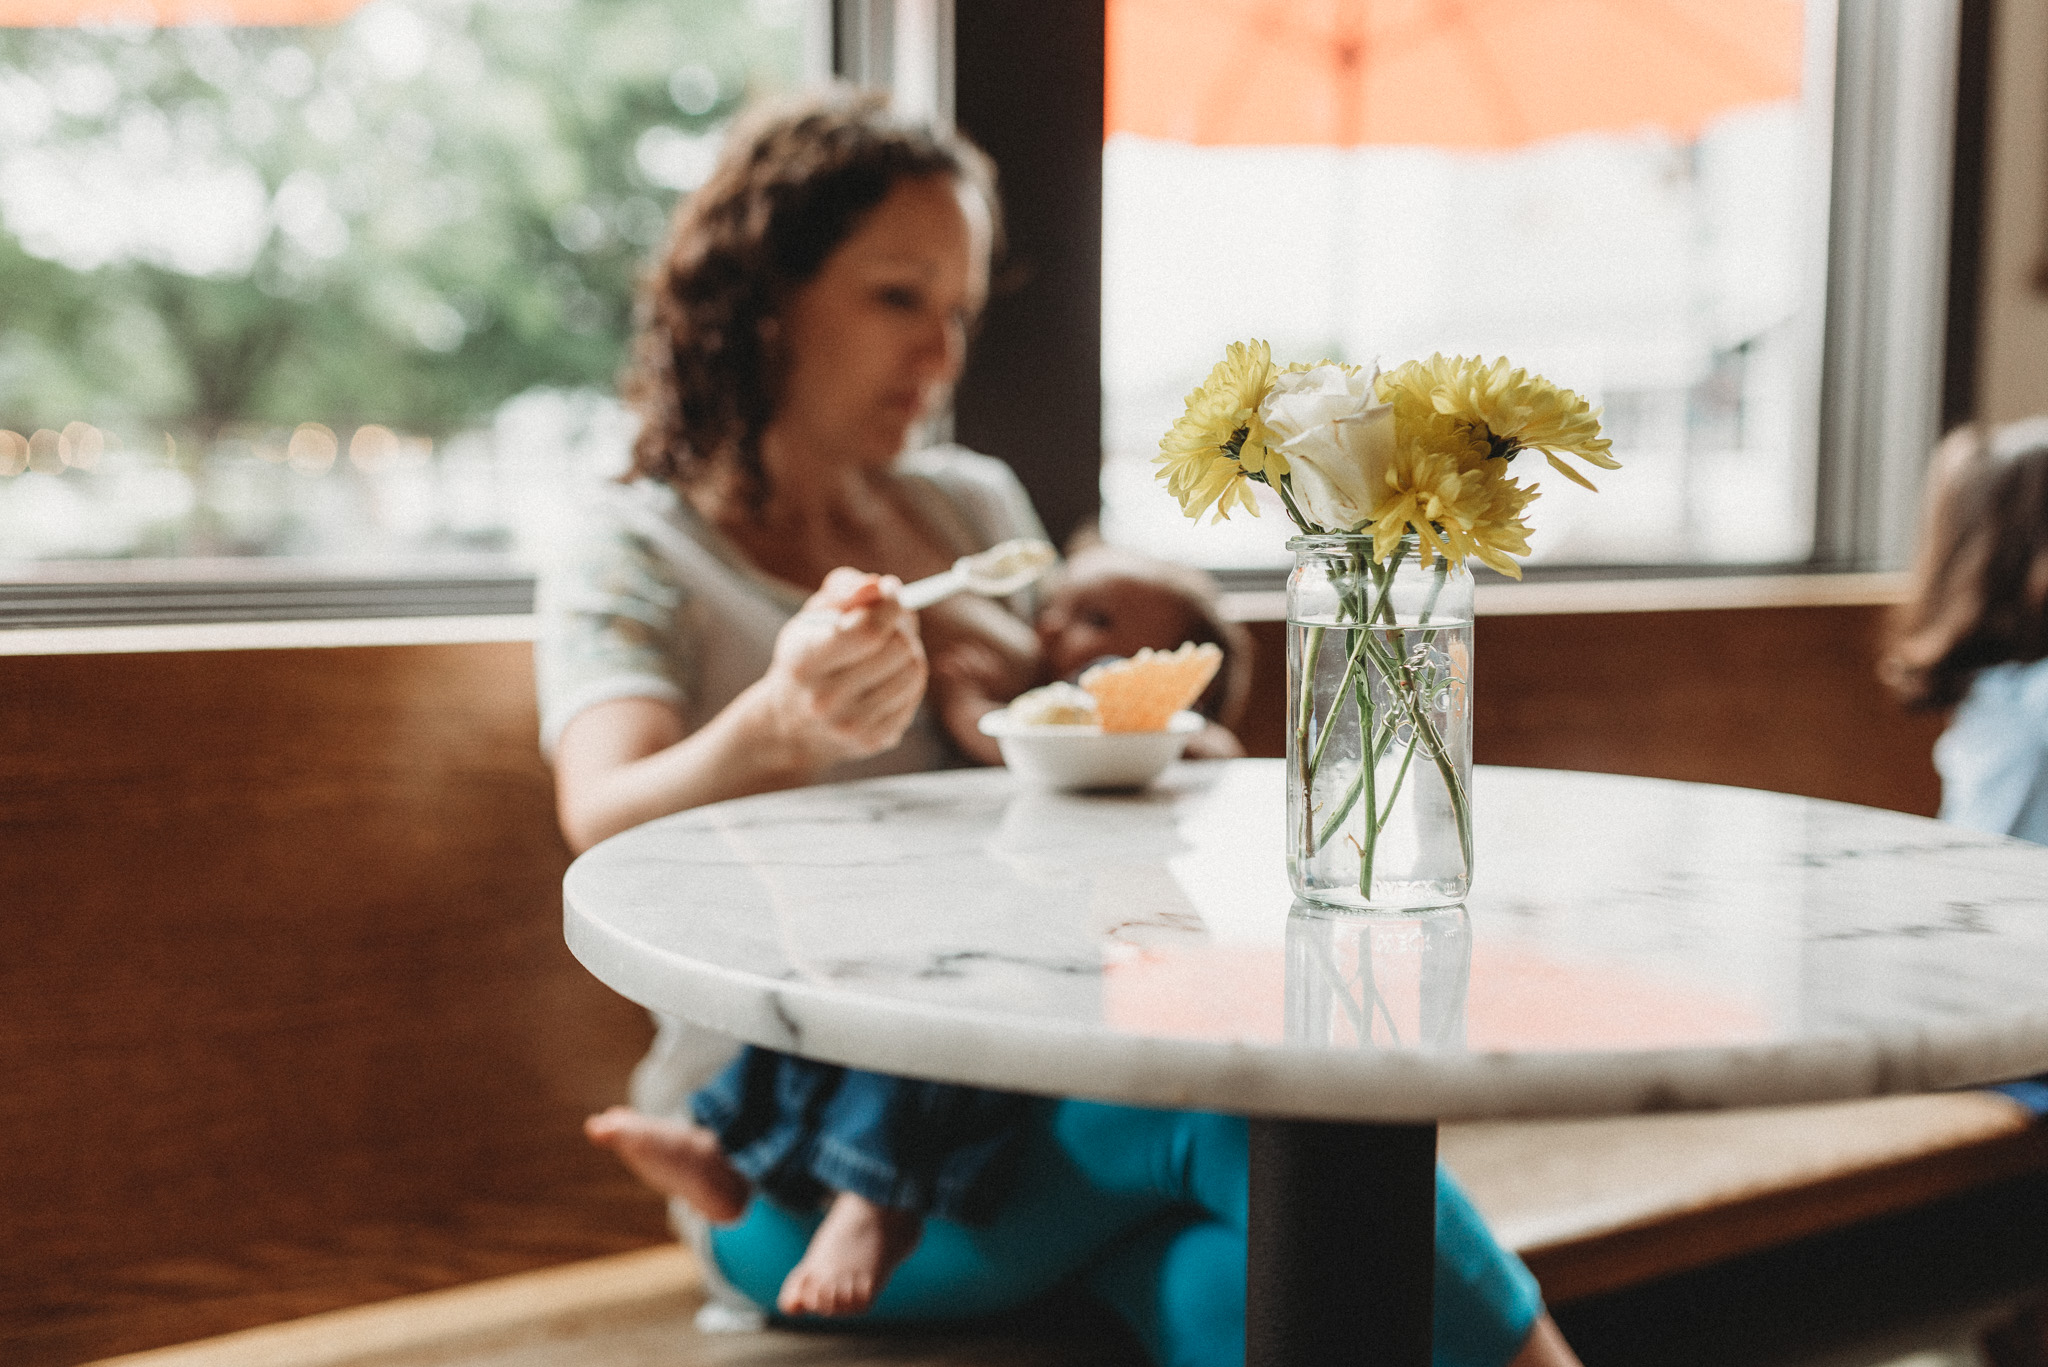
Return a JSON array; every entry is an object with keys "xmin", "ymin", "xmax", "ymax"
[
  {"xmin": 1035, "ymin": 544, "xmax": 1251, "ymax": 726},
  {"xmin": 1886, "ymin": 416, "xmax": 2048, "ymax": 708}
]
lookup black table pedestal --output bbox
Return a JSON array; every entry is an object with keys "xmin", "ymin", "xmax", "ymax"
[{"xmin": 1246, "ymin": 1118, "xmax": 1439, "ymax": 1367}]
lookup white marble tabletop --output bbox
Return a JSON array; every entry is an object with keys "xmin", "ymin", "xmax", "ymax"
[{"xmin": 564, "ymin": 760, "xmax": 2048, "ymax": 1124}]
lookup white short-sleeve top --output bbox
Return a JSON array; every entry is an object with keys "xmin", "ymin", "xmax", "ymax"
[
  {"xmin": 536, "ymin": 443, "xmax": 1048, "ymax": 765},
  {"xmin": 534, "ymin": 444, "xmax": 1050, "ymax": 1115}
]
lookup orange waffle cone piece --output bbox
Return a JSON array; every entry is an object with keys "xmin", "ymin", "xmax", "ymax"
[{"xmin": 1079, "ymin": 642, "xmax": 1222, "ymax": 732}]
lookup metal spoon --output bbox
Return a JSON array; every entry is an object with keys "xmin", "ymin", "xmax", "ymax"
[{"xmin": 897, "ymin": 538, "xmax": 1058, "ymax": 610}]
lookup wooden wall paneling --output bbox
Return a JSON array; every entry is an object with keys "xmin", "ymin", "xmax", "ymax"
[
  {"xmin": 1474, "ymin": 603, "xmax": 1944, "ymax": 815},
  {"xmin": 0, "ymin": 643, "xmax": 667, "ymax": 1367},
  {"xmin": 0, "ymin": 597, "xmax": 1955, "ymax": 1363},
  {"xmin": 1239, "ymin": 619, "xmax": 1289, "ymax": 762},
  {"xmin": 1243, "ymin": 603, "xmax": 1945, "ymax": 816}
]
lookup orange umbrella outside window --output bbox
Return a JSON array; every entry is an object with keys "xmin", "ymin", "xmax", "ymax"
[
  {"xmin": 1108, "ymin": 0, "xmax": 1805, "ymax": 150},
  {"xmin": 0, "ymin": 0, "xmax": 365, "ymax": 25}
]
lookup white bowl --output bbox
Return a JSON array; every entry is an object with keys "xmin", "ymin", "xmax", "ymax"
[{"xmin": 977, "ymin": 708, "xmax": 1205, "ymax": 791}]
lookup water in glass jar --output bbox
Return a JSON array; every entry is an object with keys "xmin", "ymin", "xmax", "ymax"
[{"xmin": 1285, "ymin": 614, "xmax": 1473, "ymax": 910}]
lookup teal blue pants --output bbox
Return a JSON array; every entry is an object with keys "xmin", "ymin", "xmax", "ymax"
[{"xmin": 709, "ymin": 1099, "xmax": 1542, "ymax": 1367}]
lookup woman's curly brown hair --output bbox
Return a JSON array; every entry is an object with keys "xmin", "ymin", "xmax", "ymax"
[
  {"xmin": 1885, "ymin": 418, "xmax": 2048, "ymax": 710},
  {"xmin": 622, "ymin": 88, "xmax": 998, "ymax": 508}
]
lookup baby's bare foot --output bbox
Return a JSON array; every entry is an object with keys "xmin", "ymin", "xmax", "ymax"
[
  {"xmin": 776, "ymin": 1192, "xmax": 923, "ymax": 1318},
  {"xmin": 583, "ymin": 1107, "xmax": 750, "ymax": 1223}
]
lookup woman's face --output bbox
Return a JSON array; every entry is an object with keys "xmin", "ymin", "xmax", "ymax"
[{"xmin": 773, "ymin": 174, "xmax": 991, "ymax": 471}]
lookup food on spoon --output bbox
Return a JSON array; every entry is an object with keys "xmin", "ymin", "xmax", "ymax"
[
  {"xmin": 1007, "ymin": 681, "xmax": 1101, "ymax": 728},
  {"xmin": 1079, "ymin": 642, "xmax": 1222, "ymax": 733},
  {"xmin": 961, "ymin": 538, "xmax": 1058, "ymax": 593}
]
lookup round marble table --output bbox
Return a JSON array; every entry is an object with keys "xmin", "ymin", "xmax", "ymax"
[{"xmin": 564, "ymin": 760, "xmax": 2048, "ymax": 1366}]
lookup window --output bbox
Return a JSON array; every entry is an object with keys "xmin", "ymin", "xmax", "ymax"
[
  {"xmin": 0, "ymin": 0, "xmax": 822, "ymax": 594},
  {"xmin": 1096, "ymin": 1, "xmax": 1961, "ymax": 576},
  {"xmin": 3, "ymin": 0, "xmax": 1979, "ymax": 623}
]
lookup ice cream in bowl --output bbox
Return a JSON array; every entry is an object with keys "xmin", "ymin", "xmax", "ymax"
[{"xmin": 978, "ymin": 642, "xmax": 1222, "ymax": 790}]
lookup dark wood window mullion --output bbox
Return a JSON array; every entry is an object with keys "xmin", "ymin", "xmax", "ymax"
[{"xmin": 951, "ymin": 1, "xmax": 1107, "ymax": 549}]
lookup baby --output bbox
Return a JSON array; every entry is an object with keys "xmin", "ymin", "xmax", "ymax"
[
  {"xmin": 933, "ymin": 540, "xmax": 1250, "ymax": 763},
  {"xmin": 586, "ymin": 544, "xmax": 1249, "ymax": 1319}
]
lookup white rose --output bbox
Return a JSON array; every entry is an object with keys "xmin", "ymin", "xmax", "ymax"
[{"xmin": 1260, "ymin": 363, "xmax": 1393, "ymax": 533}]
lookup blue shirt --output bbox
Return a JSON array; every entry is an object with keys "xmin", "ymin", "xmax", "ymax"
[{"xmin": 1935, "ymin": 657, "xmax": 2048, "ymax": 845}]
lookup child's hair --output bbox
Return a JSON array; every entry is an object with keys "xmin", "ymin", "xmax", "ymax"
[{"xmin": 1884, "ymin": 417, "xmax": 2048, "ymax": 710}]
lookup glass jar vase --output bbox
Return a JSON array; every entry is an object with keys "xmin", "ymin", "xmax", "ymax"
[{"xmin": 1285, "ymin": 534, "xmax": 1474, "ymax": 910}]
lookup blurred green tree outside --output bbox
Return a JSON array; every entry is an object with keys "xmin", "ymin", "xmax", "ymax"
[{"xmin": 0, "ymin": 0, "xmax": 803, "ymax": 559}]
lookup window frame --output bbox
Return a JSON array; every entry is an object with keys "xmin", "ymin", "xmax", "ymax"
[
  {"xmin": 0, "ymin": 0, "xmax": 1995, "ymax": 626},
  {"xmin": 0, "ymin": 0, "xmax": 836, "ymax": 626},
  {"xmin": 1814, "ymin": 0, "xmax": 1975, "ymax": 573},
  {"xmin": 985, "ymin": 0, "xmax": 1987, "ymax": 587}
]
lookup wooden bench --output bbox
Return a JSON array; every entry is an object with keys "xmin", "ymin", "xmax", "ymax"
[
  {"xmin": 6, "ymin": 598, "xmax": 2030, "ymax": 1367},
  {"xmin": 82, "ymin": 1092, "xmax": 2048, "ymax": 1367},
  {"xmin": 1448, "ymin": 1091, "xmax": 2048, "ymax": 1304},
  {"xmin": 0, "ymin": 627, "xmax": 670, "ymax": 1367},
  {"xmin": 81, "ymin": 1246, "xmax": 1143, "ymax": 1367}
]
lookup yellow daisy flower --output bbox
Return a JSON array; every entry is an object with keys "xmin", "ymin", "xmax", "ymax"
[
  {"xmin": 1154, "ymin": 339, "xmax": 1279, "ymax": 523},
  {"xmin": 1379, "ymin": 354, "xmax": 1618, "ymax": 491},
  {"xmin": 1366, "ymin": 410, "xmax": 1540, "ymax": 578}
]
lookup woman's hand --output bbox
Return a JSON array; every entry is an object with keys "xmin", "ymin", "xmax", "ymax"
[
  {"xmin": 553, "ymin": 568, "xmax": 925, "ymax": 853},
  {"xmin": 745, "ymin": 568, "xmax": 928, "ymax": 772}
]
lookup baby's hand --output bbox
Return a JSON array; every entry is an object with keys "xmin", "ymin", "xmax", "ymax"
[
  {"xmin": 932, "ymin": 640, "xmax": 1013, "ymax": 701},
  {"xmin": 1182, "ymin": 721, "xmax": 1246, "ymax": 761},
  {"xmin": 930, "ymin": 641, "xmax": 1021, "ymax": 766}
]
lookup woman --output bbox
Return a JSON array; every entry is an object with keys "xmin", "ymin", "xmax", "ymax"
[{"xmin": 540, "ymin": 88, "xmax": 1578, "ymax": 1367}]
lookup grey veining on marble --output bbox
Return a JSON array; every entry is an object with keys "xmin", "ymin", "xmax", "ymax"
[{"xmin": 564, "ymin": 761, "xmax": 2048, "ymax": 1123}]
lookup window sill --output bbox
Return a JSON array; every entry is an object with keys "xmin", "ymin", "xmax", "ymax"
[
  {"xmin": 1, "ymin": 564, "xmax": 1913, "ymax": 649},
  {"xmin": 0, "ymin": 614, "xmax": 539, "ymax": 657},
  {"xmin": 1220, "ymin": 571, "xmax": 1911, "ymax": 623},
  {"xmin": 0, "ymin": 559, "xmax": 534, "ymax": 630}
]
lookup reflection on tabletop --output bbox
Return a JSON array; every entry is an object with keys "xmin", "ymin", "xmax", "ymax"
[
  {"xmin": 581, "ymin": 761, "xmax": 2048, "ymax": 1073},
  {"xmin": 1015, "ymin": 765, "xmax": 1778, "ymax": 1054},
  {"xmin": 1105, "ymin": 898, "xmax": 1772, "ymax": 1053}
]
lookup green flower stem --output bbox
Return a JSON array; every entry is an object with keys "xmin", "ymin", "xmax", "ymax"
[
  {"xmin": 1300, "ymin": 542, "xmax": 1429, "ymax": 861},
  {"xmin": 1354, "ymin": 664, "xmax": 1378, "ymax": 896},
  {"xmin": 1294, "ymin": 536, "xmax": 1473, "ymax": 892},
  {"xmin": 1382, "ymin": 556, "xmax": 1460, "ymax": 858},
  {"xmin": 1377, "ymin": 736, "xmax": 1418, "ymax": 829},
  {"xmin": 1363, "ymin": 944, "xmax": 1404, "ymax": 1047},
  {"xmin": 1369, "ymin": 544, "xmax": 1405, "ymax": 619},
  {"xmin": 1293, "ymin": 624, "xmax": 1325, "ymax": 852},
  {"xmin": 1373, "ymin": 555, "xmax": 1471, "ymax": 871},
  {"xmin": 1273, "ymin": 476, "xmax": 1316, "ymax": 536},
  {"xmin": 1304, "ymin": 926, "xmax": 1372, "ymax": 1042},
  {"xmin": 1303, "ymin": 923, "xmax": 1403, "ymax": 1048},
  {"xmin": 1305, "ymin": 634, "xmax": 1362, "ymax": 779},
  {"xmin": 1302, "ymin": 545, "xmax": 1400, "ymax": 819},
  {"xmin": 1305, "ymin": 660, "xmax": 1466, "ymax": 869},
  {"xmin": 1350, "ymin": 554, "xmax": 1473, "ymax": 876},
  {"xmin": 1417, "ymin": 556, "xmax": 1449, "ymax": 626},
  {"xmin": 1313, "ymin": 714, "xmax": 1398, "ymax": 849},
  {"xmin": 1303, "ymin": 542, "xmax": 1406, "ymax": 782},
  {"xmin": 1406, "ymin": 556, "xmax": 1473, "ymax": 870},
  {"xmin": 1356, "ymin": 628, "xmax": 1474, "ymax": 873},
  {"xmin": 1351, "ymin": 544, "xmax": 1383, "ymax": 897}
]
